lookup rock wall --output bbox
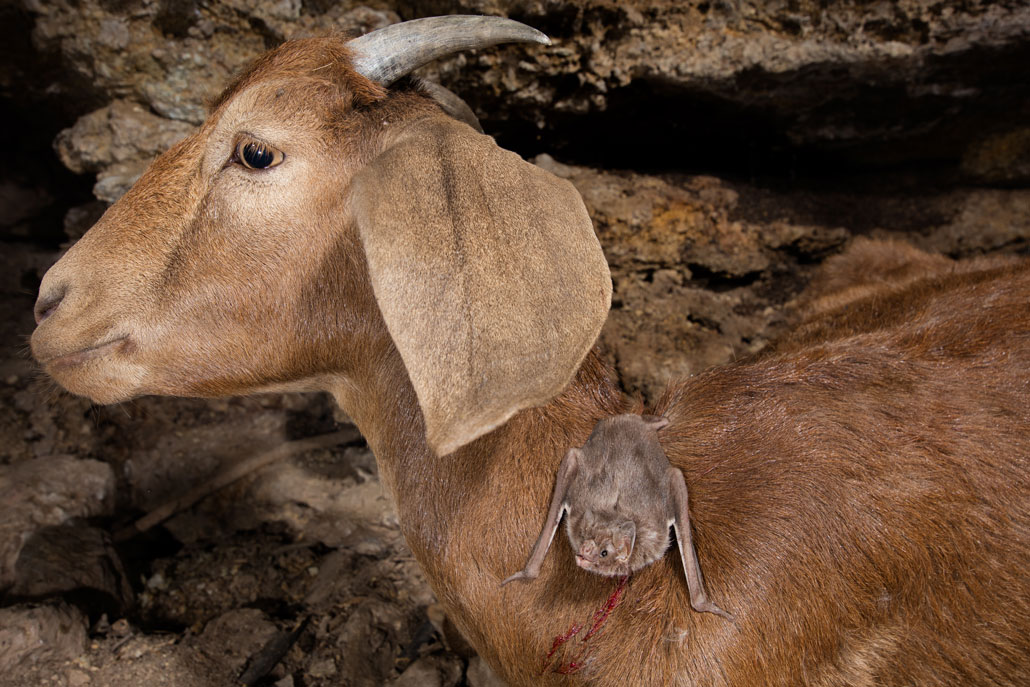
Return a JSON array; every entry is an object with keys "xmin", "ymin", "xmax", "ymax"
[
  {"xmin": 26, "ymin": 0, "xmax": 1030, "ymax": 183},
  {"xmin": 12, "ymin": 0, "xmax": 1030, "ymax": 395}
]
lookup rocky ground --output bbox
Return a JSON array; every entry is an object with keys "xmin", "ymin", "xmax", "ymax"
[{"xmin": 1, "ymin": 1, "xmax": 1029, "ymax": 686}]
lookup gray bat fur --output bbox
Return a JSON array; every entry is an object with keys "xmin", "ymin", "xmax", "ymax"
[{"xmin": 502, "ymin": 413, "xmax": 732, "ymax": 620}]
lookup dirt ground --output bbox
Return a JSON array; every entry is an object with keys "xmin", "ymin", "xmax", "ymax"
[{"xmin": 0, "ymin": 242, "xmax": 493, "ymax": 686}]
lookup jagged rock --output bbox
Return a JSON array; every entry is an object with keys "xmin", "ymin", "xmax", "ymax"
[
  {"xmin": 28, "ymin": 0, "xmax": 399, "ymax": 125},
  {"xmin": 93, "ymin": 159, "xmax": 151, "ymax": 204},
  {"xmin": 918, "ymin": 189, "xmax": 1030, "ymax": 255},
  {"xmin": 25, "ymin": 0, "xmax": 1030, "ymax": 198},
  {"xmin": 0, "ymin": 456, "xmax": 116, "ymax": 591},
  {"xmin": 536, "ymin": 155, "xmax": 836, "ymax": 396},
  {"xmin": 0, "ymin": 602, "xmax": 89, "ymax": 674},
  {"xmin": 419, "ymin": 0, "xmax": 1030, "ymax": 162},
  {"xmin": 54, "ymin": 100, "xmax": 194, "ymax": 175},
  {"xmin": 196, "ymin": 608, "xmax": 280, "ymax": 674},
  {"xmin": 390, "ymin": 654, "xmax": 463, "ymax": 687},
  {"xmin": 11, "ymin": 524, "xmax": 135, "ymax": 615},
  {"xmin": 541, "ymin": 156, "xmax": 1030, "ymax": 398}
]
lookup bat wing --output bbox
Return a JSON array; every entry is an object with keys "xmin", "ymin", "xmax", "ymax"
[
  {"xmin": 501, "ymin": 447, "xmax": 580, "ymax": 586},
  {"xmin": 669, "ymin": 467, "xmax": 734, "ymax": 620}
]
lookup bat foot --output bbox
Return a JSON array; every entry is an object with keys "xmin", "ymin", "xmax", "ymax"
[
  {"xmin": 500, "ymin": 571, "xmax": 538, "ymax": 587},
  {"xmin": 692, "ymin": 600, "xmax": 734, "ymax": 622}
]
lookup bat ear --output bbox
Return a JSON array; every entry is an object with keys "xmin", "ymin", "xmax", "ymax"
[
  {"xmin": 349, "ymin": 115, "xmax": 611, "ymax": 457},
  {"xmin": 642, "ymin": 414, "xmax": 670, "ymax": 431},
  {"xmin": 614, "ymin": 520, "xmax": 636, "ymax": 560}
]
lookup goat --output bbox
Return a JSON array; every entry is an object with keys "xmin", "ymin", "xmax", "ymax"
[{"xmin": 31, "ymin": 16, "xmax": 1030, "ymax": 686}]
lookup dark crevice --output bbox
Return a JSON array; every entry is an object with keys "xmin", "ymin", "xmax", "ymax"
[
  {"xmin": 685, "ymin": 264, "xmax": 763, "ymax": 292},
  {"xmin": 0, "ymin": 4, "xmax": 101, "ymax": 246},
  {"xmin": 153, "ymin": 0, "xmax": 200, "ymax": 38},
  {"xmin": 751, "ymin": 267, "xmax": 814, "ymax": 307},
  {"xmin": 686, "ymin": 313, "xmax": 721, "ymax": 333},
  {"xmin": 482, "ymin": 41, "xmax": 1030, "ymax": 192}
]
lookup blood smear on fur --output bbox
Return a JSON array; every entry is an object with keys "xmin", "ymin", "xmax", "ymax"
[{"xmin": 543, "ymin": 575, "xmax": 630, "ymax": 675}]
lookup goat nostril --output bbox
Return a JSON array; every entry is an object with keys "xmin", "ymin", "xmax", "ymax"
[{"xmin": 34, "ymin": 288, "xmax": 67, "ymax": 325}]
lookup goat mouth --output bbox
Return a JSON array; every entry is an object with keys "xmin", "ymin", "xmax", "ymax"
[{"xmin": 43, "ymin": 336, "xmax": 132, "ymax": 368}]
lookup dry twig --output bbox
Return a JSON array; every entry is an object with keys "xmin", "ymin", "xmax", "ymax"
[{"xmin": 114, "ymin": 428, "xmax": 362, "ymax": 542}]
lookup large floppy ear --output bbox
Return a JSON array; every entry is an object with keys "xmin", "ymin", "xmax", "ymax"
[{"xmin": 349, "ymin": 115, "xmax": 611, "ymax": 456}]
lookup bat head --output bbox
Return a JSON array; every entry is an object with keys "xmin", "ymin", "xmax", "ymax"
[{"xmin": 569, "ymin": 510, "xmax": 636, "ymax": 577}]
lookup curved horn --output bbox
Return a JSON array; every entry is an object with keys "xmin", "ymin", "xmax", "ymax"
[
  {"xmin": 419, "ymin": 80, "xmax": 484, "ymax": 133},
  {"xmin": 349, "ymin": 15, "xmax": 550, "ymax": 87}
]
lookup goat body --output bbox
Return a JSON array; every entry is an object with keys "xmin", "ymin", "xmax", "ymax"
[
  {"xmin": 30, "ymin": 28, "xmax": 1030, "ymax": 686},
  {"xmin": 446, "ymin": 244, "xmax": 1030, "ymax": 685}
]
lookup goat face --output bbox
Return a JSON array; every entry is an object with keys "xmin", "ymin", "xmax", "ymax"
[
  {"xmin": 32, "ymin": 40, "xmax": 389, "ymax": 404},
  {"xmin": 32, "ymin": 29, "xmax": 612, "ymax": 456}
]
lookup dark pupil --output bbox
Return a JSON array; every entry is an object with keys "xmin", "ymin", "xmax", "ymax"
[
  {"xmin": 242, "ymin": 142, "xmax": 274, "ymax": 168},
  {"xmin": 600, "ymin": 550, "xmax": 608, "ymax": 557}
]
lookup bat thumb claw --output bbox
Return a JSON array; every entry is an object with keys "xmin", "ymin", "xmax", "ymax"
[
  {"xmin": 694, "ymin": 601, "xmax": 734, "ymax": 622},
  {"xmin": 500, "ymin": 571, "xmax": 535, "ymax": 587}
]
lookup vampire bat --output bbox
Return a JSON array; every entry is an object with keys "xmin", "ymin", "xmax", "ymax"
[{"xmin": 501, "ymin": 413, "xmax": 732, "ymax": 620}]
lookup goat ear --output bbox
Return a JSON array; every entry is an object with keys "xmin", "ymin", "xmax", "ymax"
[{"xmin": 349, "ymin": 116, "xmax": 611, "ymax": 456}]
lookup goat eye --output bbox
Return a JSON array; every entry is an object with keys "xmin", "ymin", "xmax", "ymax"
[{"xmin": 235, "ymin": 140, "xmax": 284, "ymax": 170}]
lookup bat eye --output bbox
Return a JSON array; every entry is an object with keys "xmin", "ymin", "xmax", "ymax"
[{"xmin": 600, "ymin": 549, "xmax": 608, "ymax": 558}]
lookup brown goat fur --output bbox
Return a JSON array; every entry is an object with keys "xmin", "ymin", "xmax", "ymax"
[
  {"xmin": 30, "ymin": 33, "xmax": 1030, "ymax": 685},
  {"xmin": 438, "ymin": 241, "xmax": 1030, "ymax": 685}
]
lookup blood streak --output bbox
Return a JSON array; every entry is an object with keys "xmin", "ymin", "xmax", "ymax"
[
  {"xmin": 542, "ymin": 575, "xmax": 630, "ymax": 675},
  {"xmin": 583, "ymin": 574, "xmax": 629, "ymax": 641},
  {"xmin": 540, "ymin": 623, "xmax": 582, "ymax": 675}
]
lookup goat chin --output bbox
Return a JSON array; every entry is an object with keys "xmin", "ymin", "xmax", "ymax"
[{"xmin": 29, "ymin": 26, "xmax": 1030, "ymax": 687}]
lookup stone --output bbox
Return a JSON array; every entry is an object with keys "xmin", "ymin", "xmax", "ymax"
[
  {"xmin": 390, "ymin": 654, "xmax": 463, "ymax": 687},
  {"xmin": 11, "ymin": 524, "xmax": 134, "ymax": 614},
  {"xmin": 0, "ymin": 603, "xmax": 88, "ymax": 673},
  {"xmin": 466, "ymin": 655, "xmax": 508, "ymax": 687},
  {"xmin": 54, "ymin": 100, "xmax": 194, "ymax": 175},
  {"xmin": 93, "ymin": 160, "xmax": 149, "ymax": 204},
  {"xmin": 0, "ymin": 457, "xmax": 115, "ymax": 591},
  {"xmin": 27, "ymin": 0, "xmax": 1030, "ymax": 198}
]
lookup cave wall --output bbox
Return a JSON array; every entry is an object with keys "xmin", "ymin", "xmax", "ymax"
[{"xmin": 6, "ymin": 0, "xmax": 1029, "ymax": 396}]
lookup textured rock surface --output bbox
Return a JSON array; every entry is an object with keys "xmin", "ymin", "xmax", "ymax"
[
  {"xmin": 962, "ymin": 127, "xmax": 1030, "ymax": 185},
  {"xmin": 539, "ymin": 154, "xmax": 1030, "ymax": 395},
  {"xmin": 22, "ymin": 0, "xmax": 1030, "ymax": 200},
  {"xmin": 391, "ymin": 654, "xmax": 464, "ymax": 687},
  {"xmin": 54, "ymin": 100, "xmax": 194, "ymax": 201},
  {"xmin": 0, "ymin": 603, "xmax": 89, "ymax": 675},
  {"xmin": 0, "ymin": 456, "xmax": 115, "ymax": 590}
]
